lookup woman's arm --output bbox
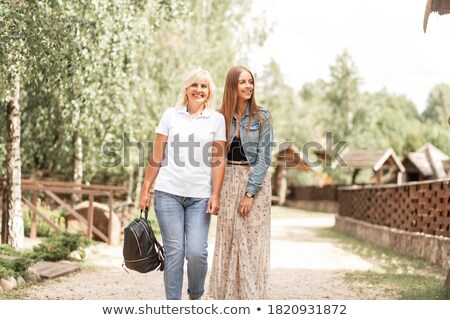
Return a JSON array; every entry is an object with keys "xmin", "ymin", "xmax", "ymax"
[
  {"xmin": 239, "ymin": 110, "xmax": 274, "ymax": 217},
  {"xmin": 246, "ymin": 110, "xmax": 274, "ymax": 195},
  {"xmin": 207, "ymin": 140, "xmax": 226, "ymax": 215},
  {"xmin": 139, "ymin": 133, "xmax": 168, "ymax": 210}
]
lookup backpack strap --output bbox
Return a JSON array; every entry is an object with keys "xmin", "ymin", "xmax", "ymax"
[{"xmin": 140, "ymin": 208, "xmax": 165, "ymax": 271}]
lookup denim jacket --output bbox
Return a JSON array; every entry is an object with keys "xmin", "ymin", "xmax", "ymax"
[{"xmin": 230, "ymin": 105, "xmax": 274, "ymax": 195}]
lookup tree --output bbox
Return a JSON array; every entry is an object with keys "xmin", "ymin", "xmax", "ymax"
[
  {"xmin": 421, "ymin": 84, "xmax": 450, "ymax": 155},
  {"xmin": 324, "ymin": 50, "xmax": 362, "ymax": 141},
  {"xmin": 1, "ymin": 0, "xmax": 269, "ymax": 241},
  {"xmin": 422, "ymin": 83, "xmax": 450, "ymax": 126},
  {"xmin": 258, "ymin": 59, "xmax": 301, "ymax": 143},
  {"xmin": 0, "ymin": 0, "xmax": 76, "ymax": 247}
]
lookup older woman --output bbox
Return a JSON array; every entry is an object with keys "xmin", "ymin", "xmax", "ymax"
[{"xmin": 139, "ymin": 68, "xmax": 226, "ymax": 300}]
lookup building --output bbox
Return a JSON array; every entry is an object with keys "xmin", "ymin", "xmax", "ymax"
[{"xmin": 402, "ymin": 143, "xmax": 450, "ymax": 181}]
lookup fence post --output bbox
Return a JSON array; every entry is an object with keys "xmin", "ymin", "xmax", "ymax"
[
  {"xmin": 30, "ymin": 190, "xmax": 38, "ymax": 238},
  {"xmin": 108, "ymin": 191, "xmax": 113, "ymax": 245},
  {"xmin": 87, "ymin": 194, "xmax": 94, "ymax": 240}
]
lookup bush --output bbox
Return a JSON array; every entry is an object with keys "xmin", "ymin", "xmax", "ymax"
[
  {"xmin": 0, "ymin": 232, "xmax": 92, "ymax": 280},
  {"xmin": 0, "ymin": 245, "xmax": 34, "ymax": 279},
  {"xmin": 0, "ymin": 257, "xmax": 34, "ymax": 278},
  {"xmin": 27, "ymin": 232, "xmax": 91, "ymax": 261}
]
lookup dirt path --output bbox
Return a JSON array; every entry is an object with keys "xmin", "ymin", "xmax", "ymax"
[{"xmin": 20, "ymin": 206, "xmax": 394, "ymax": 300}]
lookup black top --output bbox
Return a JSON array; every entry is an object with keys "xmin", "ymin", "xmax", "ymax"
[{"xmin": 227, "ymin": 136, "xmax": 248, "ymax": 161}]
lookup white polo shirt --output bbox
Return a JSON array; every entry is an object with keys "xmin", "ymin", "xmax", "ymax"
[{"xmin": 154, "ymin": 106, "xmax": 226, "ymax": 198}]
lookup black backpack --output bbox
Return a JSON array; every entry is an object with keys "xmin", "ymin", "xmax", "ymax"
[{"xmin": 122, "ymin": 209, "xmax": 164, "ymax": 273}]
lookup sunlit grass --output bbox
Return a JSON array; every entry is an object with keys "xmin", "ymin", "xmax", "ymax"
[{"xmin": 319, "ymin": 227, "xmax": 449, "ymax": 300}]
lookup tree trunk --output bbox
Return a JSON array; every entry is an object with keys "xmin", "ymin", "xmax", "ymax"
[
  {"xmin": 1, "ymin": 180, "xmax": 8, "ymax": 244},
  {"xmin": 72, "ymin": 110, "xmax": 83, "ymax": 203},
  {"xmin": 6, "ymin": 75, "xmax": 24, "ymax": 249}
]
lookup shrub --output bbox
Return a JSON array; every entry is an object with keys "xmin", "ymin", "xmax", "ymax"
[
  {"xmin": 27, "ymin": 232, "xmax": 91, "ymax": 261},
  {"xmin": 0, "ymin": 232, "xmax": 92, "ymax": 281},
  {"xmin": 0, "ymin": 257, "xmax": 34, "ymax": 278}
]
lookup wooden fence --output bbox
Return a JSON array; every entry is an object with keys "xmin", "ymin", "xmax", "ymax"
[
  {"xmin": 287, "ymin": 185, "xmax": 340, "ymax": 202},
  {"xmin": 338, "ymin": 179, "xmax": 450, "ymax": 237},
  {"xmin": 1, "ymin": 179, "xmax": 128, "ymax": 244}
]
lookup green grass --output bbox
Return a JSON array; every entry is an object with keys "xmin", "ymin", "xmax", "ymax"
[
  {"xmin": 345, "ymin": 271, "xmax": 450, "ymax": 300},
  {"xmin": 319, "ymin": 227, "xmax": 449, "ymax": 300}
]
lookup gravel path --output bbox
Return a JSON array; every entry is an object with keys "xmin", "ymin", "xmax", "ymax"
[{"xmin": 20, "ymin": 206, "xmax": 394, "ymax": 300}]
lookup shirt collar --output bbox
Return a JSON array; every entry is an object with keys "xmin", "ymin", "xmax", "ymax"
[{"xmin": 176, "ymin": 105, "xmax": 212, "ymax": 118}]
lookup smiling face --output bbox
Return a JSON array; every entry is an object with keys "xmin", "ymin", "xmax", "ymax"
[
  {"xmin": 237, "ymin": 70, "xmax": 254, "ymax": 102},
  {"xmin": 186, "ymin": 81, "xmax": 209, "ymax": 106}
]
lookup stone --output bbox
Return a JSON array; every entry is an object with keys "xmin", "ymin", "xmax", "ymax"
[
  {"xmin": 68, "ymin": 250, "xmax": 82, "ymax": 261},
  {"xmin": 16, "ymin": 276, "xmax": 26, "ymax": 287},
  {"xmin": 24, "ymin": 269, "xmax": 41, "ymax": 283},
  {"xmin": 7, "ymin": 276, "xmax": 17, "ymax": 288},
  {"xmin": 0, "ymin": 278, "xmax": 14, "ymax": 291}
]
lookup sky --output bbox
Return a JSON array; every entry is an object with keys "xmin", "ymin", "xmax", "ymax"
[{"xmin": 248, "ymin": 0, "xmax": 450, "ymax": 112}]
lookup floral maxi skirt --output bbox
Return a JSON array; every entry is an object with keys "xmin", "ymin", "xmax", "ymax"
[{"xmin": 208, "ymin": 165, "xmax": 271, "ymax": 299}]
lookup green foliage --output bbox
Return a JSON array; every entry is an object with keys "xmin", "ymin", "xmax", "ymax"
[
  {"xmin": 0, "ymin": 244, "xmax": 20, "ymax": 256},
  {"xmin": 285, "ymin": 51, "xmax": 450, "ymax": 185},
  {"xmin": 21, "ymin": 203, "xmax": 67, "ymax": 237},
  {"xmin": 286, "ymin": 171, "xmax": 320, "ymax": 187},
  {"xmin": 0, "ymin": 232, "xmax": 90, "ymax": 280},
  {"xmin": 324, "ymin": 50, "xmax": 362, "ymax": 141},
  {"xmin": 258, "ymin": 59, "xmax": 303, "ymax": 144},
  {"xmin": 422, "ymin": 83, "xmax": 450, "ymax": 125},
  {"xmin": 27, "ymin": 232, "xmax": 91, "ymax": 262},
  {"xmin": 0, "ymin": 256, "xmax": 34, "ymax": 279},
  {"xmin": 1, "ymin": 0, "xmax": 267, "ymax": 197}
]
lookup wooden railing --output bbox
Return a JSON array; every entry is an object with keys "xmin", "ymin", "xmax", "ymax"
[{"xmin": 1, "ymin": 179, "xmax": 128, "ymax": 244}]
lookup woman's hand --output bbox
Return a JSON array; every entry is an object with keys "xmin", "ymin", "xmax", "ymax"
[
  {"xmin": 139, "ymin": 192, "xmax": 151, "ymax": 211},
  {"xmin": 207, "ymin": 195, "xmax": 220, "ymax": 215},
  {"xmin": 239, "ymin": 196, "xmax": 254, "ymax": 217}
]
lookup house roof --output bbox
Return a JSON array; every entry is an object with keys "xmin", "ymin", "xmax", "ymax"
[
  {"xmin": 274, "ymin": 143, "xmax": 319, "ymax": 172},
  {"xmin": 404, "ymin": 152, "xmax": 434, "ymax": 176},
  {"xmin": 443, "ymin": 159, "xmax": 450, "ymax": 173},
  {"xmin": 424, "ymin": 0, "xmax": 450, "ymax": 32},
  {"xmin": 404, "ymin": 143, "xmax": 450, "ymax": 178},
  {"xmin": 338, "ymin": 148, "xmax": 405, "ymax": 172},
  {"xmin": 315, "ymin": 147, "xmax": 405, "ymax": 172}
]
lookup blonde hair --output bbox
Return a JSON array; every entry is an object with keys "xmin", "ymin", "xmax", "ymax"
[{"xmin": 175, "ymin": 68, "xmax": 216, "ymax": 109}]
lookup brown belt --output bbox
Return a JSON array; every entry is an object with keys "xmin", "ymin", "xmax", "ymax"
[{"xmin": 227, "ymin": 160, "xmax": 249, "ymax": 166}]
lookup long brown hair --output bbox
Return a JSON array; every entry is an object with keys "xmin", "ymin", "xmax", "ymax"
[{"xmin": 220, "ymin": 66, "xmax": 263, "ymax": 148}]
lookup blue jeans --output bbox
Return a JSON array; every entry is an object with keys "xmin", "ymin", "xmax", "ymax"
[{"xmin": 153, "ymin": 190, "xmax": 211, "ymax": 300}]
